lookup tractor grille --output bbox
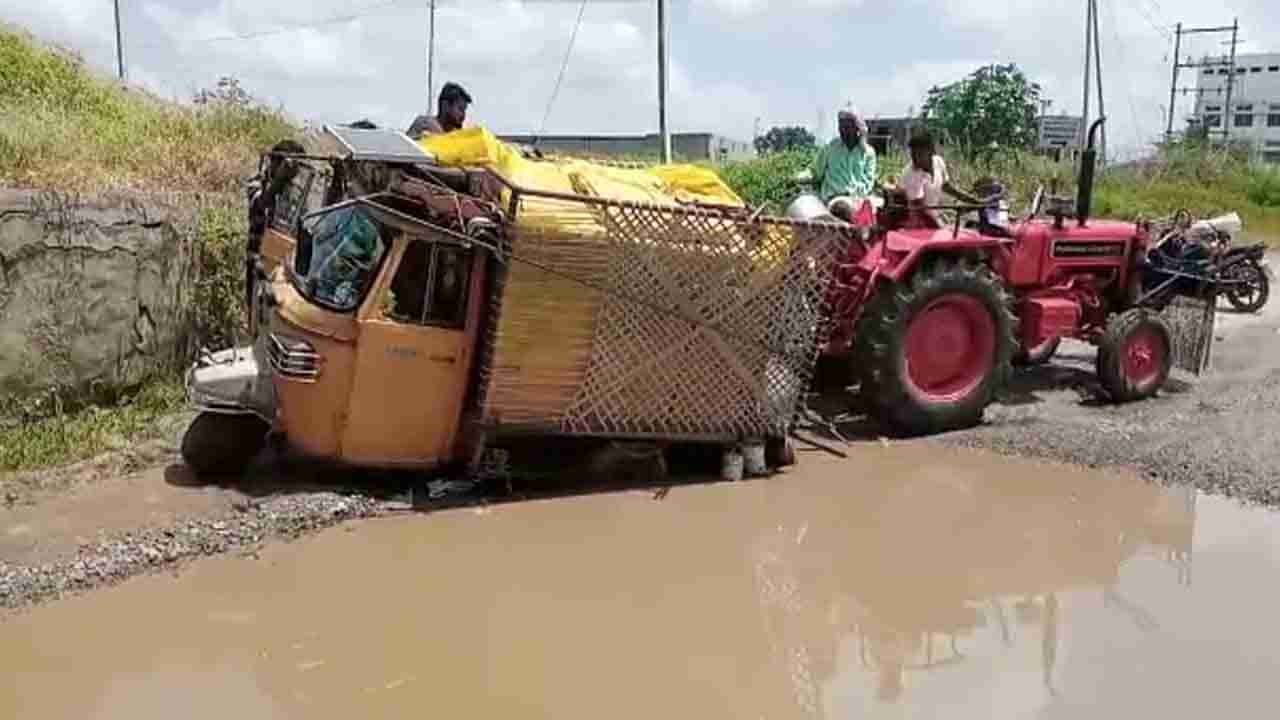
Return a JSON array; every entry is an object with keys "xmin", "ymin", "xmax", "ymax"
[
  {"xmin": 1159, "ymin": 294, "xmax": 1217, "ymax": 376},
  {"xmin": 267, "ymin": 333, "xmax": 321, "ymax": 381}
]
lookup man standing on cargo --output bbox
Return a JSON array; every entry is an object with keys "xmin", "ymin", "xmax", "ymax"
[
  {"xmin": 407, "ymin": 82, "xmax": 472, "ymax": 139},
  {"xmin": 807, "ymin": 110, "xmax": 877, "ymax": 219}
]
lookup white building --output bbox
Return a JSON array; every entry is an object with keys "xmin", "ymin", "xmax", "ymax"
[{"xmin": 1192, "ymin": 52, "xmax": 1280, "ymax": 162}]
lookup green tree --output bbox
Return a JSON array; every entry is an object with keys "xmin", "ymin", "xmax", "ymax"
[
  {"xmin": 921, "ymin": 64, "xmax": 1042, "ymax": 157},
  {"xmin": 754, "ymin": 125, "xmax": 816, "ymax": 156}
]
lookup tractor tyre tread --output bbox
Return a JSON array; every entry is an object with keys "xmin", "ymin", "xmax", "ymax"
[{"xmin": 852, "ymin": 256, "xmax": 1018, "ymax": 436}]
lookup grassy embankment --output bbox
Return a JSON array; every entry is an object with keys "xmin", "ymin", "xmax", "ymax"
[
  {"xmin": 718, "ymin": 144, "xmax": 1280, "ymax": 243},
  {"xmin": 0, "ymin": 26, "xmax": 295, "ymax": 475}
]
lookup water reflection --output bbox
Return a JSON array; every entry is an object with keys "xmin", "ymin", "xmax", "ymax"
[{"xmin": 751, "ymin": 464, "xmax": 1198, "ymax": 716}]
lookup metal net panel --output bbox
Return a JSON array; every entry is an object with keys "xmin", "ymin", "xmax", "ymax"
[
  {"xmin": 1159, "ymin": 292, "xmax": 1217, "ymax": 376},
  {"xmin": 482, "ymin": 196, "xmax": 847, "ymax": 441}
]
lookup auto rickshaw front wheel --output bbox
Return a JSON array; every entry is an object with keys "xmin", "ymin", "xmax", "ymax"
[{"xmin": 181, "ymin": 412, "xmax": 270, "ymax": 478}]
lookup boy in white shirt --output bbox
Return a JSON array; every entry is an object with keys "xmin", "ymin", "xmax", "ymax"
[{"xmin": 900, "ymin": 132, "xmax": 988, "ymax": 229}]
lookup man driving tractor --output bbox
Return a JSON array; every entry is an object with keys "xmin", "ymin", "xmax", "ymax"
[
  {"xmin": 885, "ymin": 127, "xmax": 1003, "ymax": 230},
  {"xmin": 898, "ymin": 131, "xmax": 993, "ymax": 229}
]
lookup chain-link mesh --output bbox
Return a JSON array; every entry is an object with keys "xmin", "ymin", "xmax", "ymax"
[
  {"xmin": 1159, "ymin": 292, "xmax": 1217, "ymax": 376},
  {"xmin": 480, "ymin": 196, "xmax": 848, "ymax": 441}
]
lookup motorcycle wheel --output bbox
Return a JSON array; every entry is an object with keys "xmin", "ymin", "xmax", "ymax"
[{"xmin": 1224, "ymin": 261, "xmax": 1270, "ymax": 314}]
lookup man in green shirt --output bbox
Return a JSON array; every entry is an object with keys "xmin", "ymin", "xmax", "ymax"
[{"xmin": 799, "ymin": 110, "xmax": 878, "ymax": 220}]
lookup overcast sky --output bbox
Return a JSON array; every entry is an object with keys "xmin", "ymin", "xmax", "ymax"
[{"xmin": 4, "ymin": 0, "xmax": 1279, "ymax": 160}]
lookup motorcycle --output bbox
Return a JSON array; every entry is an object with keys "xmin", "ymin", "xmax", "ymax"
[
  {"xmin": 1146, "ymin": 211, "xmax": 1271, "ymax": 314},
  {"xmin": 1218, "ymin": 242, "xmax": 1271, "ymax": 313}
]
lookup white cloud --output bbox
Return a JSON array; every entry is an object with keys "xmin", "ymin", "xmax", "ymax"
[{"xmin": 2, "ymin": 0, "xmax": 1278, "ymax": 159}]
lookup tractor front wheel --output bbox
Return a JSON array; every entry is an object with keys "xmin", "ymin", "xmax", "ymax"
[
  {"xmin": 854, "ymin": 258, "xmax": 1018, "ymax": 436},
  {"xmin": 1096, "ymin": 308, "xmax": 1173, "ymax": 402}
]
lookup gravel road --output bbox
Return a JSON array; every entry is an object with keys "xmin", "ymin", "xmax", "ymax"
[{"xmin": 936, "ymin": 259, "xmax": 1280, "ymax": 504}]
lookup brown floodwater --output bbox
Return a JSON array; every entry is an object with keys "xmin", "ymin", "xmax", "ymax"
[{"xmin": 3, "ymin": 446, "xmax": 1279, "ymax": 719}]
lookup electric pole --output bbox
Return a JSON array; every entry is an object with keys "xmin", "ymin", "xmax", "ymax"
[
  {"xmin": 1166, "ymin": 23, "xmax": 1182, "ymax": 138},
  {"xmin": 427, "ymin": 0, "xmax": 436, "ymax": 106},
  {"xmin": 1092, "ymin": 0, "xmax": 1106, "ymax": 164},
  {"xmin": 1224, "ymin": 18, "xmax": 1239, "ymax": 142},
  {"xmin": 1080, "ymin": 0, "xmax": 1093, "ymax": 155},
  {"xmin": 657, "ymin": 0, "xmax": 672, "ymax": 163},
  {"xmin": 113, "ymin": 0, "xmax": 124, "ymax": 80},
  {"xmin": 1164, "ymin": 19, "xmax": 1240, "ymax": 142}
]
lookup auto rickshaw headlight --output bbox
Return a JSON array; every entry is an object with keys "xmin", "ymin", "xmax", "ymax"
[{"xmin": 267, "ymin": 333, "xmax": 322, "ymax": 381}]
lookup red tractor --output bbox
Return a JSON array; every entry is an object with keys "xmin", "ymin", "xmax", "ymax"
[{"xmin": 805, "ymin": 119, "xmax": 1216, "ymax": 436}]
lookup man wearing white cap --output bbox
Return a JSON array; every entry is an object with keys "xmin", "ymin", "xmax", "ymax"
[{"xmin": 807, "ymin": 109, "xmax": 878, "ymax": 219}]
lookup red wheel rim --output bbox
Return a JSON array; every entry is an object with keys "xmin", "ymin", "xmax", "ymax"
[
  {"xmin": 1122, "ymin": 327, "xmax": 1166, "ymax": 387},
  {"xmin": 904, "ymin": 295, "xmax": 997, "ymax": 402}
]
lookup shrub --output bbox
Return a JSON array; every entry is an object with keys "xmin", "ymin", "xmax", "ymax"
[
  {"xmin": 190, "ymin": 204, "xmax": 250, "ymax": 352},
  {"xmin": 0, "ymin": 26, "xmax": 298, "ymax": 193}
]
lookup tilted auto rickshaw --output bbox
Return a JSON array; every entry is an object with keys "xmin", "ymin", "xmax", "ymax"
[{"xmin": 181, "ymin": 125, "xmax": 852, "ymax": 478}]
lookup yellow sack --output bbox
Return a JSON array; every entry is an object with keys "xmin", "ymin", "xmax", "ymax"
[
  {"xmin": 418, "ymin": 127, "xmax": 509, "ymax": 167},
  {"xmin": 648, "ymin": 164, "xmax": 745, "ymax": 207},
  {"xmin": 418, "ymin": 127, "xmax": 745, "ymax": 208}
]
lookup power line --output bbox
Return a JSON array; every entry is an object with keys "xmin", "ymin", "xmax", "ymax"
[
  {"xmin": 534, "ymin": 0, "xmax": 589, "ymax": 142},
  {"xmin": 1129, "ymin": 0, "xmax": 1172, "ymax": 41},
  {"xmin": 134, "ymin": 0, "xmax": 419, "ymax": 49}
]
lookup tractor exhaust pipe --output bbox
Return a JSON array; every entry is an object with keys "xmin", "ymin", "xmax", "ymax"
[{"xmin": 1076, "ymin": 117, "xmax": 1106, "ymax": 227}]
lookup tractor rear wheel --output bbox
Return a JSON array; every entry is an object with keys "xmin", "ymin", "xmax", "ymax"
[
  {"xmin": 854, "ymin": 257, "xmax": 1018, "ymax": 436},
  {"xmin": 1096, "ymin": 308, "xmax": 1173, "ymax": 402}
]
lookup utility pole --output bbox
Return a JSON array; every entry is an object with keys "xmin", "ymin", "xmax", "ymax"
[
  {"xmin": 1080, "ymin": 0, "xmax": 1093, "ymax": 155},
  {"xmin": 1164, "ymin": 20, "xmax": 1240, "ymax": 142},
  {"xmin": 112, "ymin": 0, "xmax": 124, "ymax": 80},
  {"xmin": 657, "ymin": 0, "xmax": 672, "ymax": 163},
  {"xmin": 427, "ymin": 0, "xmax": 437, "ymax": 106},
  {"xmin": 1223, "ymin": 18, "xmax": 1239, "ymax": 142},
  {"xmin": 1092, "ymin": 0, "xmax": 1106, "ymax": 164},
  {"xmin": 1166, "ymin": 23, "xmax": 1182, "ymax": 138}
]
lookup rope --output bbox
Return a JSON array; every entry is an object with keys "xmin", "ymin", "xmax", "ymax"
[{"xmin": 533, "ymin": 0, "xmax": 590, "ymax": 146}]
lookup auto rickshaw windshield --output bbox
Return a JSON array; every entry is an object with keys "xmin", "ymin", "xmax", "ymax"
[{"xmin": 292, "ymin": 203, "xmax": 393, "ymax": 312}]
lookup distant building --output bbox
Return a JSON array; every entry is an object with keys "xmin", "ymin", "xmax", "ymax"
[
  {"xmin": 865, "ymin": 117, "xmax": 916, "ymax": 155},
  {"xmin": 497, "ymin": 132, "xmax": 756, "ymax": 162},
  {"xmin": 1193, "ymin": 52, "xmax": 1280, "ymax": 163}
]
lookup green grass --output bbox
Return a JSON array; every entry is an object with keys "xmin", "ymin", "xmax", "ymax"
[
  {"xmin": 0, "ymin": 380, "xmax": 186, "ymax": 474},
  {"xmin": 717, "ymin": 142, "xmax": 1280, "ymax": 244},
  {"xmin": 0, "ymin": 24, "xmax": 276, "ymax": 473},
  {"xmin": 0, "ymin": 25, "xmax": 297, "ymax": 193}
]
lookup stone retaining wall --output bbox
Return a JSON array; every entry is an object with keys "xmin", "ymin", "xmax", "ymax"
[{"xmin": 0, "ymin": 189, "xmax": 237, "ymax": 404}]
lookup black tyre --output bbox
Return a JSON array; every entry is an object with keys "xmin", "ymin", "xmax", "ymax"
[
  {"xmin": 1013, "ymin": 335, "xmax": 1061, "ymax": 366},
  {"xmin": 181, "ymin": 412, "xmax": 270, "ymax": 478},
  {"xmin": 1096, "ymin": 308, "xmax": 1173, "ymax": 403},
  {"xmin": 1224, "ymin": 261, "xmax": 1270, "ymax": 313},
  {"xmin": 853, "ymin": 257, "xmax": 1018, "ymax": 436}
]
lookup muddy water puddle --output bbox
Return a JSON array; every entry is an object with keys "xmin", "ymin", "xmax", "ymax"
[{"xmin": 4, "ymin": 447, "xmax": 1280, "ymax": 719}]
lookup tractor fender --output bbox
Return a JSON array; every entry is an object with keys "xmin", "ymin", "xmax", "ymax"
[{"xmin": 860, "ymin": 229, "xmax": 1007, "ymax": 283}]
